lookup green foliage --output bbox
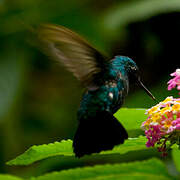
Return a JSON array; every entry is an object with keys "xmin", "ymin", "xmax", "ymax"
[
  {"xmin": 172, "ymin": 147, "xmax": 180, "ymax": 173},
  {"xmin": 7, "ymin": 140, "xmax": 73, "ymax": 166},
  {"xmin": 7, "ymin": 136, "xmax": 149, "ymax": 166},
  {"xmin": 115, "ymin": 108, "xmax": 146, "ymax": 129},
  {"xmin": 101, "ymin": 136, "xmax": 148, "ymax": 155},
  {"xmin": 5, "ymin": 108, "xmax": 179, "ymax": 179},
  {"xmin": 103, "ymin": 0, "xmax": 180, "ymax": 35},
  {"xmin": 1, "ymin": 0, "xmax": 180, "ymax": 179},
  {"xmin": 30, "ymin": 159, "xmax": 173, "ymax": 180},
  {"xmin": 0, "ymin": 174, "xmax": 23, "ymax": 180},
  {"xmin": 115, "ymin": 108, "xmax": 146, "ymax": 136},
  {"xmin": 7, "ymin": 107, "xmax": 148, "ymax": 166}
]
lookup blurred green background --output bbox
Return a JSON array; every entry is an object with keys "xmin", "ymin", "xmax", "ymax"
[{"xmin": 0, "ymin": 0, "xmax": 180, "ymax": 176}]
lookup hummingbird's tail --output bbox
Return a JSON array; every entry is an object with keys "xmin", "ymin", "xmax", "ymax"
[{"xmin": 73, "ymin": 111, "xmax": 128, "ymax": 158}]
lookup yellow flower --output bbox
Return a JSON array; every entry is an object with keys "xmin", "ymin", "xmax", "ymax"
[
  {"xmin": 172, "ymin": 104, "xmax": 180, "ymax": 112},
  {"xmin": 163, "ymin": 119, "xmax": 172, "ymax": 129},
  {"xmin": 176, "ymin": 99, "xmax": 180, "ymax": 103},
  {"xmin": 160, "ymin": 106, "xmax": 172, "ymax": 114},
  {"xmin": 151, "ymin": 113, "xmax": 161, "ymax": 122},
  {"xmin": 143, "ymin": 119, "xmax": 152, "ymax": 127},
  {"xmin": 147, "ymin": 105, "xmax": 159, "ymax": 115},
  {"xmin": 161, "ymin": 96, "xmax": 173, "ymax": 104}
]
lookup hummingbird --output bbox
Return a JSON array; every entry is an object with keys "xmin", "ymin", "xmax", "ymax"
[{"xmin": 34, "ymin": 24, "xmax": 155, "ymax": 158}]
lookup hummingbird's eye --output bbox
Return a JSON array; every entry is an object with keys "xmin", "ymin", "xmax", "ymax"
[
  {"xmin": 130, "ymin": 66, "xmax": 137, "ymax": 72},
  {"xmin": 129, "ymin": 66, "xmax": 140, "ymax": 79}
]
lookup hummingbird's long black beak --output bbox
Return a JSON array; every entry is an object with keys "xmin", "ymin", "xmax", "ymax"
[{"xmin": 138, "ymin": 79, "xmax": 156, "ymax": 100}]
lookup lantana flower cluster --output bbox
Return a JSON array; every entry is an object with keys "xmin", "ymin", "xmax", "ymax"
[
  {"xmin": 141, "ymin": 97, "xmax": 180, "ymax": 154},
  {"xmin": 142, "ymin": 69, "xmax": 180, "ymax": 155}
]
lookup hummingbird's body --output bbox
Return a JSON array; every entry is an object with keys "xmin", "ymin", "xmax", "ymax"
[
  {"xmin": 78, "ymin": 56, "xmax": 130, "ymax": 118},
  {"xmin": 73, "ymin": 56, "xmax": 137, "ymax": 157},
  {"xmin": 35, "ymin": 24, "xmax": 155, "ymax": 158}
]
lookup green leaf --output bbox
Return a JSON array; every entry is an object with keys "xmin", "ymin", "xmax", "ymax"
[
  {"xmin": 115, "ymin": 108, "xmax": 146, "ymax": 136},
  {"xmin": 172, "ymin": 148, "xmax": 180, "ymax": 173},
  {"xmin": 0, "ymin": 174, "xmax": 23, "ymax": 180},
  {"xmin": 115, "ymin": 108, "xmax": 146, "ymax": 130},
  {"xmin": 103, "ymin": 0, "xmax": 180, "ymax": 33},
  {"xmin": 30, "ymin": 158, "xmax": 173, "ymax": 180},
  {"xmin": 7, "ymin": 136, "xmax": 152, "ymax": 166},
  {"xmin": 7, "ymin": 108, "xmax": 151, "ymax": 166},
  {"xmin": 7, "ymin": 140, "xmax": 73, "ymax": 166},
  {"xmin": 101, "ymin": 136, "xmax": 147, "ymax": 155}
]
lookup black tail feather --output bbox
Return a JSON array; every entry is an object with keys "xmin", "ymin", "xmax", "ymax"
[{"xmin": 73, "ymin": 111, "xmax": 128, "ymax": 158}]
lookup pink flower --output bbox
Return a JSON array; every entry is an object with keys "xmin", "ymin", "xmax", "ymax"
[
  {"xmin": 145, "ymin": 125, "xmax": 162, "ymax": 147},
  {"xmin": 175, "ymin": 124, "xmax": 180, "ymax": 130},
  {"xmin": 146, "ymin": 137, "xmax": 154, "ymax": 147},
  {"xmin": 172, "ymin": 118, "xmax": 180, "ymax": 126},
  {"xmin": 167, "ymin": 69, "xmax": 180, "ymax": 92},
  {"xmin": 170, "ymin": 69, "xmax": 180, "ymax": 76},
  {"xmin": 172, "ymin": 118, "xmax": 180, "ymax": 130}
]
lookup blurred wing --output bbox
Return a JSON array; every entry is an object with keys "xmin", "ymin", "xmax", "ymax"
[{"xmin": 35, "ymin": 24, "xmax": 109, "ymax": 89}]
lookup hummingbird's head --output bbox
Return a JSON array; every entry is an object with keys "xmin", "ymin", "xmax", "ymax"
[
  {"xmin": 113, "ymin": 56, "xmax": 139, "ymax": 78},
  {"xmin": 114, "ymin": 56, "xmax": 155, "ymax": 100}
]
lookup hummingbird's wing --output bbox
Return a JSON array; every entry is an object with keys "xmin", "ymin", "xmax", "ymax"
[{"xmin": 35, "ymin": 24, "xmax": 109, "ymax": 90}]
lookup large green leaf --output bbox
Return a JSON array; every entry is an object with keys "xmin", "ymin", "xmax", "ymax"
[
  {"xmin": 115, "ymin": 108, "xmax": 147, "ymax": 137},
  {"xmin": 7, "ymin": 136, "xmax": 152, "ymax": 166},
  {"xmin": 7, "ymin": 108, "xmax": 149, "ymax": 166},
  {"xmin": 115, "ymin": 108, "xmax": 146, "ymax": 130},
  {"xmin": 101, "ymin": 136, "xmax": 147, "ymax": 155},
  {"xmin": 0, "ymin": 174, "xmax": 23, "ymax": 180},
  {"xmin": 30, "ymin": 158, "xmax": 173, "ymax": 180},
  {"xmin": 6, "ymin": 139, "xmax": 73, "ymax": 166}
]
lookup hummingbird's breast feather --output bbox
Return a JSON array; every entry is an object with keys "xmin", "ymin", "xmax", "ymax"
[{"xmin": 78, "ymin": 74, "xmax": 129, "ymax": 120}]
